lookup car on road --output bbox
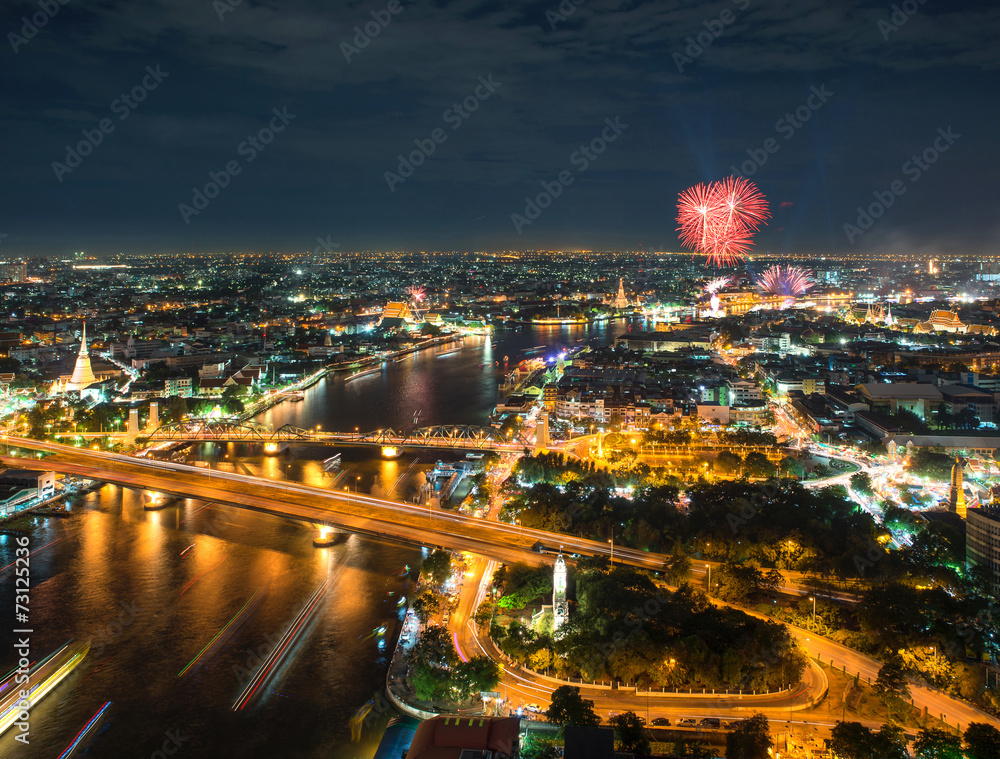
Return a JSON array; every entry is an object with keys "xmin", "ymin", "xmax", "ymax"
[
  {"xmin": 526, "ymin": 703, "xmax": 542, "ymax": 714},
  {"xmin": 650, "ymin": 717, "xmax": 670, "ymax": 727},
  {"xmin": 677, "ymin": 718, "xmax": 697, "ymax": 727},
  {"xmin": 699, "ymin": 718, "xmax": 721, "ymax": 729}
]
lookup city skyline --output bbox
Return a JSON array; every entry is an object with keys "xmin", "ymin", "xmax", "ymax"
[{"xmin": 2, "ymin": 0, "xmax": 999, "ymax": 256}]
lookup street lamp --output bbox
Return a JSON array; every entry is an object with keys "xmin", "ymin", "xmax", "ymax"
[
  {"xmin": 706, "ymin": 563, "xmax": 711, "ymax": 593},
  {"xmin": 609, "ymin": 531, "xmax": 614, "ymax": 565},
  {"xmin": 809, "ymin": 596, "xmax": 816, "ymax": 627}
]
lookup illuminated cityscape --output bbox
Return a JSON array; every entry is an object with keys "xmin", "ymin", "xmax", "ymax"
[{"xmin": 2, "ymin": 3, "xmax": 1000, "ymax": 759}]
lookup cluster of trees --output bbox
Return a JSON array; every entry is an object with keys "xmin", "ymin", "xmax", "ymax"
[
  {"xmin": 501, "ymin": 478, "xmax": 893, "ymax": 579},
  {"xmin": 492, "ymin": 564, "xmax": 805, "ymax": 691},
  {"xmin": 717, "ymin": 428, "xmax": 779, "ymax": 447},
  {"xmin": 712, "ymin": 561, "xmax": 784, "ymax": 604},
  {"xmin": 908, "ymin": 448, "xmax": 959, "ymax": 481},
  {"xmin": 831, "ymin": 720, "xmax": 1000, "ymax": 759},
  {"xmin": 685, "ymin": 480, "xmax": 890, "ymax": 576},
  {"xmin": 642, "ymin": 428, "xmax": 693, "ymax": 446},
  {"xmin": 514, "ymin": 452, "xmax": 613, "ymax": 488},
  {"xmin": 492, "ymin": 562, "xmax": 552, "ymax": 612},
  {"xmin": 847, "ymin": 582, "xmax": 1000, "ymax": 711},
  {"xmin": 412, "ymin": 550, "xmax": 455, "ymax": 624},
  {"xmin": 715, "ymin": 450, "xmax": 777, "ymax": 478},
  {"xmin": 405, "ymin": 625, "xmax": 500, "ymax": 703}
]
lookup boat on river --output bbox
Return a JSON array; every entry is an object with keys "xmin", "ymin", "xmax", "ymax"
[{"xmin": 0, "ymin": 640, "xmax": 90, "ymax": 737}]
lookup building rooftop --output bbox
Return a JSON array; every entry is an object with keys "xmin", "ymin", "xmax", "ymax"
[{"xmin": 405, "ymin": 716, "xmax": 519, "ymax": 759}]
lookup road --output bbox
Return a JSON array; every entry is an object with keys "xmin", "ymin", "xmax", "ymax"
[
  {"xmin": 0, "ymin": 436, "xmax": 666, "ymax": 570},
  {"xmin": 9, "ymin": 436, "xmax": 998, "ymax": 732},
  {"xmin": 448, "ymin": 559, "xmax": 1000, "ymax": 733},
  {"xmin": 451, "ymin": 558, "xmax": 834, "ymax": 728}
]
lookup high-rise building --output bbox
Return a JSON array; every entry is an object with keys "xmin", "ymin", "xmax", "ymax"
[
  {"xmin": 967, "ymin": 507, "xmax": 1000, "ymax": 592},
  {"xmin": 0, "ymin": 260, "xmax": 27, "ymax": 282}
]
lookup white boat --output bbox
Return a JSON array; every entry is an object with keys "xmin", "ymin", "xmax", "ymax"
[{"xmin": 346, "ymin": 367, "xmax": 380, "ymax": 382}]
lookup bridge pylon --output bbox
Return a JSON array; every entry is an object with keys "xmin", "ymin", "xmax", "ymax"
[{"xmin": 126, "ymin": 407, "xmax": 140, "ymax": 444}]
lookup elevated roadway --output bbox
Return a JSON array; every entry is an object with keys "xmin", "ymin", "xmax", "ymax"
[{"xmin": 0, "ymin": 437, "xmax": 647, "ymax": 570}]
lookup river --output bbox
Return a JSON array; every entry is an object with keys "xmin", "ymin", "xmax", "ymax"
[{"xmin": 0, "ymin": 320, "xmax": 631, "ymax": 758}]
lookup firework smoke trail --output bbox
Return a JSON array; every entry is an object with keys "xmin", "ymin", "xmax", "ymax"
[{"xmin": 755, "ymin": 265, "xmax": 814, "ymax": 298}]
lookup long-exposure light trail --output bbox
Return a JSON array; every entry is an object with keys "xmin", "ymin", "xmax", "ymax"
[{"xmin": 179, "ymin": 587, "xmax": 265, "ymax": 677}]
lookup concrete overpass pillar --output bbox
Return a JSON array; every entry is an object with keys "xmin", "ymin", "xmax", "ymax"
[
  {"xmin": 147, "ymin": 401, "xmax": 159, "ymax": 432},
  {"xmin": 313, "ymin": 524, "xmax": 337, "ymax": 547},
  {"xmin": 126, "ymin": 407, "xmax": 140, "ymax": 443}
]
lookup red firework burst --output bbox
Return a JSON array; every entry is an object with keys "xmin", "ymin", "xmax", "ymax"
[
  {"xmin": 676, "ymin": 176, "xmax": 770, "ymax": 268},
  {"xmin": 406, "ymin": 285, "xmax": 426, "ymax": 303}
]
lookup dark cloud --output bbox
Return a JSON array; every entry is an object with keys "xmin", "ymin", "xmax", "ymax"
[{"xmin": 1, "ymin": 0, "xmax": 998, "ymax": 255}]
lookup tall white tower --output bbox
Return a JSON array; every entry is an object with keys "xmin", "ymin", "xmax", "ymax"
[
  {"xmin": 66, "ymin": 323, "xmax": 97, "ymax": 392},
  {"xmin": 553, "ymin": 551, "xmax": 568, "ymax": 633}
]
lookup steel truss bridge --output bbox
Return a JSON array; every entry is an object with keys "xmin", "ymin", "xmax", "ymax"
[{"xmin": 140, "ymin": 420, "xmax": 535, "ymax": 451}]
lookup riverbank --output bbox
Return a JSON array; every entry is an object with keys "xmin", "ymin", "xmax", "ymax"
[
  {"xmin": 0, "ymin": 479, "xmax": 100, "ymax": 529},
  {"xmin": 246, "ymin": 334, "xmax": 466, "ymax": 423}
]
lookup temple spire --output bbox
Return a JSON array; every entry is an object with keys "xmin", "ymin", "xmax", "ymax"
[{"xmin": 67, "ymin": 322, "xmax": 97, "ymax": 392}]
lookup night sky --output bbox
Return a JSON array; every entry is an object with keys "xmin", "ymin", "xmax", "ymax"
[{"xmin": 2, "ymin": 0, "xmax": 998, "ymax": 256}]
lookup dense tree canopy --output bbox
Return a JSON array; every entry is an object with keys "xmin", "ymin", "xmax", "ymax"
[
  {"xmin": 406, "ymin": 624, "xmax": 500, "ymax": 703},
  {"xmin": 725, "ymin": 714, "xmax": 772, "ymax": 759},
  {"xmin": 544, "ymin": 685, "xmax": 600, "ymax": 729},
  {"xmin": 495, "ymin": 565, "xmax": 805, "ymax": 691}
]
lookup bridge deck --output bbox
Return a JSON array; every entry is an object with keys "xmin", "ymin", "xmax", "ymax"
[{"xmin": 0, "ymin": 438, "xmax": 654, "ymax": 569}]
